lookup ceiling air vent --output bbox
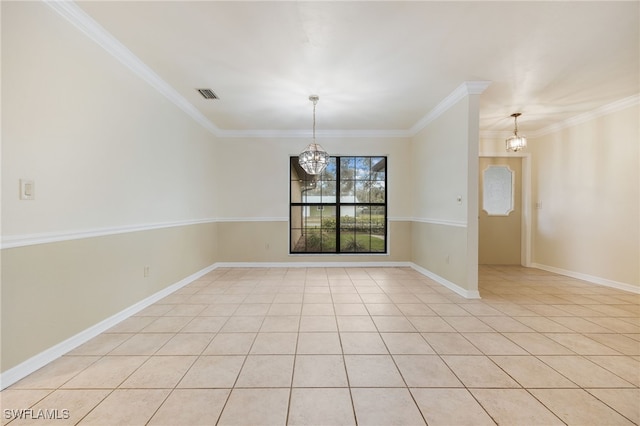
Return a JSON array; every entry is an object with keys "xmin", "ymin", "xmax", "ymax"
[{"xmin": 196, "ymin": 88, "xmax": 219, "ymax": 100}]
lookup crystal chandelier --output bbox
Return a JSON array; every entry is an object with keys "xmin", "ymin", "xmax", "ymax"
[
  {"xmin": 299, "ymin": 95, "xmax": 329, "ymax": 175},
  {"xmin": 506, "ymin": 112, "xmax": 527, "ymax": 152}
]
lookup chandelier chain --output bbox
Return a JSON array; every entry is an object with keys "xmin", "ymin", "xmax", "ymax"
[
  {"xmin": 312, "ymin": 98, "xmax": 317, "ymax": 142},
  {"xmin": 298, "ymin": 94, "xmax": 328, "ymax": 175},
  {"xmin": 511, "ymin": 112, "xmax": 521, "ymax": 135}
]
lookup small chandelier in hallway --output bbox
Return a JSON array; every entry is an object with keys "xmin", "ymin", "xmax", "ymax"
[
  {"xmin": 299, "ymin": 95, "xmax": 329, "ymax": 175},
  {"xmin": 506, "ymin": 112, "xmax": 527, "ymax": 152}
]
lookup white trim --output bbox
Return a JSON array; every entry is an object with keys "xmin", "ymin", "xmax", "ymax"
[
  {"xmin": 0, "ymin": 260, "xmax": 480, "ymax": 389},
  {"xmin": 388, "ymin": 217, "xmax": 413, "ymax": 222},
  {"xmin": 218, "ymin": 129, "xmax": 412, "ymax": 139},
  {"xmin": 212, "ymin": 262, "xmax": 480, "ymax": 299},
  {"xmin": 39, "ymin": 3, "xmax": 639, "ymax": 141},
  {"xmin": 1, "ymin": 219, "xmax": 217, "ymax": 249},
  {"xmin": 479, "ymin": 151, "xmax": 530, "ymax": 158},
  {"xmin": 531, "ymin": 94, "xmax": 640, "ymax": 138},
  {"xmin": 2, "ymin": 258, "xmax": 634, "ymax": 389},
  {"xmin": 410, "ymin": 263, "xmax": 481, "ymax": 299},
  {"xmin": 215, "ymin": 217, "xmax": 288, "ymax": 223},
  {"xmin": 411, "ymin": 217, "xmax": 467, "ymax": 228},
  {"xmin": 215, "ymin": 217, "xmax": 412, "ymax": 223},
  {"xmin": 481, "ymin": 165, "xmax": 516, "ymax": 217},
  {"xmin": 44, "ymin": 1, "xmax": 481, "ymax": 141},
  {"xmin": 215, "ymin": 261, "xmax": 412, "ymax": 268},
  {"xmin": 531, "ymin": 263, "xmax": 640, "ymax": 295},
  {"xmin": 410, "ymin": 81, "xmax": 491, "ymax": 136},
  {"xmin": 480, "ymin": 94, "xmax": 640, "ymax": 140},
  {"xmin": 1, "ymin": 217, "xmax": 415, "ymax": 249},
  {"xmin": 0, "ymin": 263, "xmax": 218, "ymax": 390},
  {"xmin": 44, "ymin": 1, "xmax": 221, "ymax": 137}
]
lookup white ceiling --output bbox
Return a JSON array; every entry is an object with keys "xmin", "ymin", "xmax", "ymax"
[{"xmin": 73, "ymin": 1, "xmax": 638, "ymax": 136}]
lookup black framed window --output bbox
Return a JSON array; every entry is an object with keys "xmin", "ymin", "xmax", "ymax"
[{"xmin": 290, "ymin": 156, "xmax": 387, "ymax": 254}]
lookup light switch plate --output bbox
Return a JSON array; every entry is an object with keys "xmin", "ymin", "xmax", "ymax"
[{"xmin": 20, "ymin": 179, "xmax": 34, "ymax": 200}]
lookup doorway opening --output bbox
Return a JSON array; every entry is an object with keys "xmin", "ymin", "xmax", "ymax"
[{"xmin": 478, "ymin": 154, "xmax": 531, "ymax": 266}]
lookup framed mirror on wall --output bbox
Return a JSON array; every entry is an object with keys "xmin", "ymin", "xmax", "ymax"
[{"xmin": 482, "ymin": 165, "xmax": 515, "ymax": 216}]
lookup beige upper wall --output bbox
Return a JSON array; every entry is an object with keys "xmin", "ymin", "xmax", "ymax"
[
  {"xmin": 411, "ymin": 95, "xmax": 481, "ymax": 295},
  {"xmin": 412, "ymin": 99, "xmax": 470, "ymax": 223},
  {"xmin": 211, "ymin": 136, "xmax": 414, "ymax": 262},
  {"xmin": 1, "ymin": 2, "xmax": 218, "ymax": 238},
  {"xmin": 2, "ymin": 2, "xmax": 222, "ymax": 374},
  {"xmin": 530, "ymin": 105, "xmax": 639, "ymax": 287},
  {"xmin": 213, "ymin": 136, "xmax": 413, "ymax": 220}
]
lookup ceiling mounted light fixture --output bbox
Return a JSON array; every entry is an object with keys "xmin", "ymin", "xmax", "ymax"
[
  {"xmin": 506, "ymin": 112, "xmax": 527, "ymax": 152},
  {"xmin": 299, "ymin": 95, "xmax": 329, "ymax": 175}
]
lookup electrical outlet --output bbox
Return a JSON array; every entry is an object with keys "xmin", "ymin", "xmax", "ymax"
[{"xmin": 144, "ymin": 266, "xmax": 150, "ymax": 278}]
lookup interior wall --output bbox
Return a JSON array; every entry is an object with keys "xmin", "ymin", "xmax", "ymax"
[
  {"xmin": 1, "ymin": 2, "xmax": 218, "ymax": 236},
  {"xmin": 1, "ymin": 223, "xmax": 217, "ymax": 371},
  {"xmin": 1, "ymin": 2, "xmax": 219, "ymax": 373},
  {"xmin": 213, "ymin": 136, "xmax": 413, "ymax": 262},
  {"xmin": 530, "ymin": 105, "xmax": 640, "ymax": 289},
  {"xmin": 410, "ymin": 95, "xmax": 480, "ymax": 295},
  {"xmin": 216, "ymin": 221, "xmax": 411, "ymax": 263}
]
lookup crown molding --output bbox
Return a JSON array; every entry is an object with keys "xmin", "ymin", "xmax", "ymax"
[
  {"xmin": 41, "ymin": 3, "xmax": 490, "ymax": 141},
  {"xmin": 44, "ymin": 0, "xmax": 221, "ymax": 137},
  {"xmin": 217, "ymin": 129, "xmax": 412, "ymax": 139},
  {"xmin": 45, "ymin": 2, "xmax": 636, "ymax": 142},
  {"xmin": 530, "ymin": 94, "xmax": 640, "ymax": 138},
  {"xmin": 409, "ymin": 81, "xmax": 492, "ymax": 136},
  {"xmin": 480, "ymin": 94, "xmax": 639, "ymax": 140}
]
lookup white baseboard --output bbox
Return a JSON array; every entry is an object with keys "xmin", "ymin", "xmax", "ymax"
[
  {"xmin": 0, "ymin": 263, "xmax": 218, "ymax": 390},
  {"xmin": 215, "ymin": 262, "xmax": 481, "ymax": 299},
  {"xmin": 409, "ymin": 263, "xmax": 481, "ymax": 299},
  {"xmin": 531, "ymin": 263, "xmax": 639, "ymax": 294},
  {"xmin": 1, "ymin": 260, "xmax": 481, "ymax": 390},
  {"xmin": 214, "ymin": 261, "xmax": 413, "ymax": 268}
]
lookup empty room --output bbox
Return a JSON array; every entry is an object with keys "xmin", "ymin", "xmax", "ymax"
[{"xmin": 1, "ymin": 1, "xmax": 638, "ymax": 425}]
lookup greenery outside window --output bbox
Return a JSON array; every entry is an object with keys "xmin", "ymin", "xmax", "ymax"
[{"xmin": 290, "ymin": 156, "xmax": 387, "ymax": 254}]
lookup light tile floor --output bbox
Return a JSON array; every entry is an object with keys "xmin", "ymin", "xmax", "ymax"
[{"xmin": 2, "ymin": 266, "xmax": 639, "ymax": 425}]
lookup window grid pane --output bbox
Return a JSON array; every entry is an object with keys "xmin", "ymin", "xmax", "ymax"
[{"xmin": 291, "ymin": 156, "xmax": 387, "ymax": 254}]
